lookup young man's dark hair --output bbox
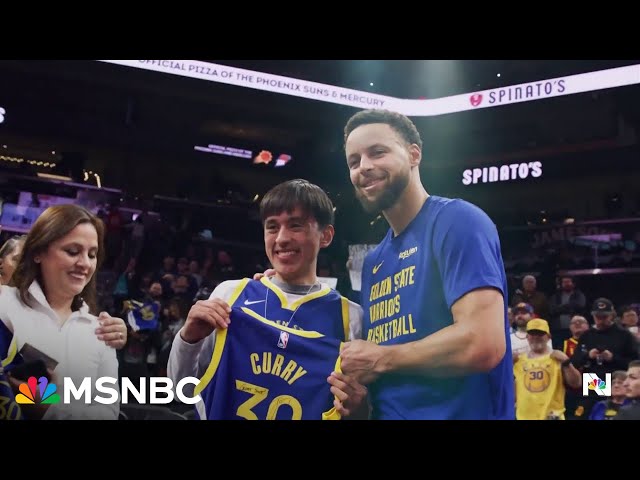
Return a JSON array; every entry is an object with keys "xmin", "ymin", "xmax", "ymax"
[{"xmin": 260, "ymin": 179, "xmax": 335, "ymax": 228}]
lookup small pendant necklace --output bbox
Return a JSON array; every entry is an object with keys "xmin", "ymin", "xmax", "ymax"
[{"xmin": 264, "ymin": 277, "xmax": 320, "ymax": 327}]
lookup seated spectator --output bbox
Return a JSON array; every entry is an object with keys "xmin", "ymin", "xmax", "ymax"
[
  {"xmin": 549, "ymin": 275, "xmax": 587, "ymax": 348},
  {"xmin": 0, "ymin": 235, "xmax": 26, "ymax": 285},
  {"xmin": 614, "ymin": 360, "xmax": 640, "ymax": 420},
  {"xmin": 620, "ymin": 306, "xmax": 639, "ymax": 341},
  {"xmin": 589, "ymin": 370, "xmax": 631, "ymax": 420}
]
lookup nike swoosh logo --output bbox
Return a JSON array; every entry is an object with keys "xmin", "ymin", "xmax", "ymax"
[
  {"xmin": 244, "ymin": 300, "xmax": 265, "ymax": 305},
  {"xmin": 372, "ymin": 261, "xmax": 384, "ymax": 274}
]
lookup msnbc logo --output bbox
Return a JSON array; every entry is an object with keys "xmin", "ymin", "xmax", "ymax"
[
  {"xmin": 582, "ymin": 373, "xmax": 612, "ymax": 397},
  {"xmin": 15, "ymin": 376, "xmax": 60, "ymax": 404}
]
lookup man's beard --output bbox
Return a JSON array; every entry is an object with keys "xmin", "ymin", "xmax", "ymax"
[{"xmin": 355, "ymin": 172, "xmax": 409, "ymax": 214}]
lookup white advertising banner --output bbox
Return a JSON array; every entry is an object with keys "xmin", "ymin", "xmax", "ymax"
[{"xmin": 98, "ymin": 60, "xmax": 640, "ymax": 117}]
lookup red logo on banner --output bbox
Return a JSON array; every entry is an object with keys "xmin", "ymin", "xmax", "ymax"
[{"xmin": 469, "ymin": 93, "xmax": 483, "ymax": 107}]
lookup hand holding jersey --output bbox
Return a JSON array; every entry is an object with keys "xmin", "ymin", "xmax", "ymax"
[
  {"xmin": 339, "ymin": 339, "xmax": 385, "ymax": 385},
  {"xmin": 181, "ymin": 281, "xmax": 367, "ymax": 419},
  {"xmin": 181, "ymin": 298, "xmax": 233, "ymax": 343}
]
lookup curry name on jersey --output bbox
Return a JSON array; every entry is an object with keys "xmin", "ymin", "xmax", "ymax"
[{"xmin": 195, "ymin": 307, "xmax": 342, "ymax": 420}]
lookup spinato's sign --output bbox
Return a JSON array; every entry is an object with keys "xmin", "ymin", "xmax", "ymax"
[{"xmin": 462, "ymin": 161, "xmax": 542, "ymax": 185}]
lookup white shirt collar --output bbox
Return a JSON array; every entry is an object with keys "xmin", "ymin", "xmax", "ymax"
[{"xmin": 27, "ymin": 280, "xmax": 91, "ymax": 317}]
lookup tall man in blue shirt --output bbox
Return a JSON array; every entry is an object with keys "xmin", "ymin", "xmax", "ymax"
[{"xmin": 340, "ymin": 109, "xmax": 514, "ymax": 419}]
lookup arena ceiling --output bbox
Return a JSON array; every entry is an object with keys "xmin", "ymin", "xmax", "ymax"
[{"xmin": 0, "ymin": 59, "xmax": 638, "ymax": 211}]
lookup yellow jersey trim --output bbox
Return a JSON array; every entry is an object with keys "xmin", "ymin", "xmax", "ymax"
[
  {"xmin": 260, "ymin": 276, "xmax": 331, "ymax": 311},
  {"xmin": 194, "ymin": 278, "xmax": 250, "ymax": 396},
  {"xmin": 1, "ymin": 337, "xmax": 18, "ymax": 368},
  {"xmin": 340, "ymin": 296, "xmax": 350, "ymax": 341},
  {"xmin": 322, "ymin": 348, "xmax": 343, "ymax": 420},
  {"xmin": 240, "ymin": 307, "xmax": 324, "ymax": 338}
]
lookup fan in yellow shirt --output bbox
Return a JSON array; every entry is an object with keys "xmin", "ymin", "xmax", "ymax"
[{"xmin": 514, "ymin": 319, "xmax": 582, "ymax": 420}]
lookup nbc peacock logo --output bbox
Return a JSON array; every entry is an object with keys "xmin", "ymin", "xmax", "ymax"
[
  {"xmin": 588, "ymin": 378, "xmax": 606, "ymax": 392},
  {"xmin": 582, "ymin": 373, "xmax": 612, "ymax": 397},
  {"xmin": 15, "ymin": 376, "xmax": 60, "ymax": 404}
]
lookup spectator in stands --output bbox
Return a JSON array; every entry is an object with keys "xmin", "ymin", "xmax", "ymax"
[
  {"xmin": 216, "ymin": 249, "xmax": 235, "ymax": 279},
  {"xmin": 125, "ymin": 214, "xmax": 145, "ymax": 260},
  {"xmin": 564, "ymin": 315, "xmax": 590, "ymax": 419},
  {"xmin": 563, "ymin": 315, "xmax": 590, "ymax": 357},
  {"xmin": 148, "ymin": 281, "xmax": 163, "ymax": 302},
  {"xmin": 171, "ymin": 274, "xmax": 196, "ymax": 307},
  {"xmin": 549, "ymin": 275, "xmax": 587, "ymax": 349},
  {"xmin": 512, "ymin": 274, "xmax": 550, "ymax": 320},
  {"xmin": 511, "ymin": 302, "xmax": 551, "ymax": 358},
  {"xmin": 112, "ymin": 257, "xmax": 138, "ymax": 313},
  {"xmin": 136, "ymin": 272, "xmax": 154, "ymax": 300},
  {"xmin": 189, "ymin": 260, "xmax": 203, "ymax": 288},
  {"xmin": 176, "ymin": 256, "xmax": 198, "ymax": 294},
  {"xmin": 0, "ymin": 204, "xmax": 127, "ymax": 419},
  {"xmin": 513, "ymin": 319, "xmax": 581, "ymax": 420},
  {"xmin": 157, "ymin": 297, "xmax": 186, "ymax": 376},
  {"xmin": 569, "ymin": 298, "xmax": 639, "ymax": 419},
  {"xmin": 620, "ymin": 306, "xmax": 639, "ymax": 341},
  {"xmin": 120, "ymin": 286, "xmax": 162, "ymax": 385},
  {"xmin": 589, "ymin": 370, "xmax": 631, "ymax": 420},
  {"xmin": 176, "ymin": 256, "xmax": 190, "ymax": 276},
  {"xmin": 614, "ymin": 360, "xmax": 640, "ymax": 420},
  {"xmin": 0, "ymin": 235, "xmax": 26, "ymax": 285},
  {"xmin": 157, "ymin": 255, "xmax": 177, "ymax": 279}
]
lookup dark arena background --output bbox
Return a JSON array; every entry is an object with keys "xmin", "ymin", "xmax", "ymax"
[{"xmin": 1, "ymin": 59, "xmax": 639, "ymax": 420}]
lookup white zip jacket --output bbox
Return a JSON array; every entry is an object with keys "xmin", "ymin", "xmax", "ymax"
[{"xmin": 0, "ymin": 281, "xmax": 119, "ymax": 420}]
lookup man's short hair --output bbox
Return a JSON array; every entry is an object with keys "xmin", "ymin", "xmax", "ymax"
[
  {"xmin": 344, "ymin": 109, "xmax": 423, "ymax": 150},
  {"xmin": 260, "ymin": 179, "xmax": 334, "ymax": 228},
  {"xmin": 570, "ymin": 315, "xmax": 588, "ymax": 324},
  {"xmin": 628, "ymin": 360, "xmax": 640, "ymax": 369},
  {"xmin": 612, "ymin": 370, "xmax": 628, "ymax": 382}
]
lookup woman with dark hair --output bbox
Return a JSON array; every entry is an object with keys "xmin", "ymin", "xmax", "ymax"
[
  {"xmin": 0, "ymin": 235, "xmax": 26, "ymax": 285},
  {"xmin": 0, "ymin": 204, "xmax": 127, "ymax": 419}
]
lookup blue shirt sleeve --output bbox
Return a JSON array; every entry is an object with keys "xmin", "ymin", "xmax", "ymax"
[
  {"xmin": 589, "ymin": 401, "xmax": 606, "ymax": 420},
  {"xmin": 433, "ymin": 199, "xmax": 506, "ymax": 309}
]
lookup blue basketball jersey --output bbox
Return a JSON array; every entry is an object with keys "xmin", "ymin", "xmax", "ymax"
[
  {"xmin": 0, "ymin": 319, "xmax": 13, "ymax": 362},
  {"xmin": 0, "ymin": 320, "xmax": 23, "ymax": 420},
  {"xmin": 195, "ymin": 307, "xmax": 343, "ymax": 420},
  {"xmin": 230, "ymin": 277, "xmax": 350, "ymax": 341},
  {"xmin": 0, "ymin": 369, "xmax": 23, "ymax": 420},
  {"xmin": 361, "ymin": 196, "xmax": 514, "ymax": 420}
]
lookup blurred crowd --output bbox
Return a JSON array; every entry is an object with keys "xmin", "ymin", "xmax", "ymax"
[{"xmin": 2, "ymin": 202, "xmax": 639, "ymax": 421}]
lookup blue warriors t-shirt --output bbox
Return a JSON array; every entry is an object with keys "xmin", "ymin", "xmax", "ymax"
[
  {"xmin": 361, "ymin": 195, "xmax": 514, "ymax": 420},
  {"xmin": 195, "ymin": 307, "xmax": 342, "ymax": 420}
]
